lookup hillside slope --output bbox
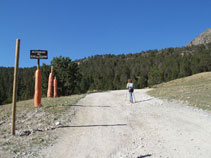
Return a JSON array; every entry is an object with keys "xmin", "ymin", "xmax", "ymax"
[{"xmin": 148, "ymin": 72, "xmax": 211, "ymax": 110}]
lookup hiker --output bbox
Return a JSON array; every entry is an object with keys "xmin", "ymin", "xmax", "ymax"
[{"xmin": 126, "ymin": 79, "xmax": 134, "ymax": 103}]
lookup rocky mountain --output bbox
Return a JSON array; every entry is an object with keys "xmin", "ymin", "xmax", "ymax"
[{"xmin": 187, "ymin": 28, "xmax": 211, "ymax": 46}]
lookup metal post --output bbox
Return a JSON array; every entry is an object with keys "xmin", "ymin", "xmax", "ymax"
[{"xmin": 11, "ymin": 39, "xmax": 20, "ymax": 135}]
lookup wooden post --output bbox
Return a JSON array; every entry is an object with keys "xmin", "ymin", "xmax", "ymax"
[
  {"xmin": 11, "ymin": 39, "xmax": 20, "ymax": 135},
  {"xmin": 37, "ymin": 59, "xmax": 40, "ymax": 70},
  {"xmin": 51, "ymin": 66, "xmax": 53, "ymax": 73}
]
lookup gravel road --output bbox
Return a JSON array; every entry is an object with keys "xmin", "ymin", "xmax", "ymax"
[{"xmin": 41, "ymin": 89, "xmax": 211, "ymax": 158}]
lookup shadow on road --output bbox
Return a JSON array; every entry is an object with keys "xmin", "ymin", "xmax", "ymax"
[
  {"xmin": 137, "ymin": 154, "xmax": 152, "ymax": 158},
  {"xmin": 70, "ymin": 104, "xmax": 111, "ymax": 108},
  {"xmin": 58, "ymin": 124, "xmax": 127, "ymax": 128},
  {"xmin": 32, "ymin": 124, "xmax": 127, "ymax": 133}
]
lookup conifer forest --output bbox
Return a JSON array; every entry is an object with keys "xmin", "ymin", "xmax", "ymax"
[{"xmin": 0, "ymin": 43, "xmax": 211, "ymax": 105}]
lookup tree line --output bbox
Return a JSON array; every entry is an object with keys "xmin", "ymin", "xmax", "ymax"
[
  {"xmin": 78, "ymin": 43, "xmax": 211, "ymax": 91},
  {"xmin": 0, "ymin": 43, "xmax": 211, "ymax": 105}
]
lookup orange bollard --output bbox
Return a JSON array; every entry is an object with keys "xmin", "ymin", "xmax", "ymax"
[
  {"xmin": 47, "ymin": 72, "xmax": 53, "ymax": 97},
  {"xmin": 34, "ymin": 69, "xmax": 42, "ymax": 107},
  {"xmin": 54, "ymin": 77, "xmax": 58, "ymax": 98}
]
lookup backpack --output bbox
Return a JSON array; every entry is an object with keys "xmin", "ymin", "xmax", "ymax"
[{"xmin": 129, "ymin": 87, "xmax": 134, "ymax": 92}]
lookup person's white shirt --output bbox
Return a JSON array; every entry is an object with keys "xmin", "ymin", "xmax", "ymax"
[{"xmin": 126, "ymin": 83, "xmax": 134, "ymax": 89}]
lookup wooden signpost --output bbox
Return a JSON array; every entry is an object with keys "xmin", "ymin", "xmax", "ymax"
[
  {"xmin": 11, "ymin": 39, "xmax": 20, "ymax": 135},
  {"xmin": 30, "ymin": 50, "xmax": 48, "ymax": 107},
  {"xmin": 30, "ymin": 50, "xmax": 48, "ymax": 59},
  {"xmin": 30, "ymin": 50, "xmax": 48, "ymax": 69}
]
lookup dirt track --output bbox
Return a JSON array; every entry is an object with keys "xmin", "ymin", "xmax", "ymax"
[{"xmin": 41, "ymin": 89, "xmax": 211, "ymax": 158}]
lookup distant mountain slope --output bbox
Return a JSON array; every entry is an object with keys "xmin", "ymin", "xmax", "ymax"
[{"xmin": 187, "ymin": 28, "xmax": 211, "ymax": 46}]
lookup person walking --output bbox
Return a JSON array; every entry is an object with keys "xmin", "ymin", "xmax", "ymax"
[{"xmin": 126, "ymin": 79, "xmax": 134, "ymax": 103}]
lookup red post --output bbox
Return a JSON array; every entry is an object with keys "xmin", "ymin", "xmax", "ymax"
[
  {"xmin": 47, "ymin": 72, "xmax": 53, "ymax": 97},
  {"xmin": 54, "ymin": 77, "xmax": 58, "ymax": 98},
  {"xmin": 34, "ymin": 69, "xmax": 42, "ymax": 107},
  {"xmin": 47, "ymin": 66, "xmax": 53, "ymax": 98}
]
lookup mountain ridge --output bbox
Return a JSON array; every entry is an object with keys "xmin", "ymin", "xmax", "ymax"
[{"xmin": 187, "ymin": 28, "xmax": 211, "ymax": 46}]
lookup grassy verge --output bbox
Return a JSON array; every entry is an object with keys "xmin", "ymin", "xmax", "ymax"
[
  {"xmin": 147, "ymin": 72, "xmax": 211, "ymax": 111},
  {"xmin": 0, "ymin": 94, "xmax": 85, "ymax": 122}
]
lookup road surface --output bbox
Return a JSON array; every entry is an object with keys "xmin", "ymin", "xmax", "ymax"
[{"xmin": 41, "ymin": 89, "xmax": 211, "ymax": 158}]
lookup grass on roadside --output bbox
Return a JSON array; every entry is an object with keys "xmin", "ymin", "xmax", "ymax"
[
  {"xmin": 0, "ymin": 94, "xmax": 85, "ymax": 122},
  {"xmin": 148, "ymin": 72, "xmax": 211, "ymax": 111}
]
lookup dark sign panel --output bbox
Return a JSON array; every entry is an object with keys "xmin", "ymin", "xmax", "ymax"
[{"xmin": 30, "ymin": 50, "xmax": 48, "ymax": 59}]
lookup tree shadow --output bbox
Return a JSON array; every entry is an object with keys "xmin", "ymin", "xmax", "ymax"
[
  {"xmin": 69, "ymin": 104, "xmax": 111, "ymax": 108},
  {"xmin": 137, "ymin": 154, "xmax": 152, "ymax": 158},
  {"xmin": 32, "ymin": 124, "xmax": 127, "ymax": 133},
  {"xmin": 57, "ymin": 124, "xmax": 127, "ymax": 128}
]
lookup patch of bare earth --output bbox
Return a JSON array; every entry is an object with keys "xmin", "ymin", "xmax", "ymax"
[{"xmin": 0, "ymin": 94, "xmax": 85, "ymax": 158}]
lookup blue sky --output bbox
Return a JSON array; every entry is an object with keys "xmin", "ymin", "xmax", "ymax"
[{"xmin": 0, "ymin": 0, "xmax": 211, "ymax": 67}]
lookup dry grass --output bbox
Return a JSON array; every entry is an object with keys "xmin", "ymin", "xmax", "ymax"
[
  {"xmin": 0, "ymin": 95, "xmax": 85, "ymax": 122},
  {"xmin": 148, "ymin": 72, "xmax": 211, "ymax": 111}
]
